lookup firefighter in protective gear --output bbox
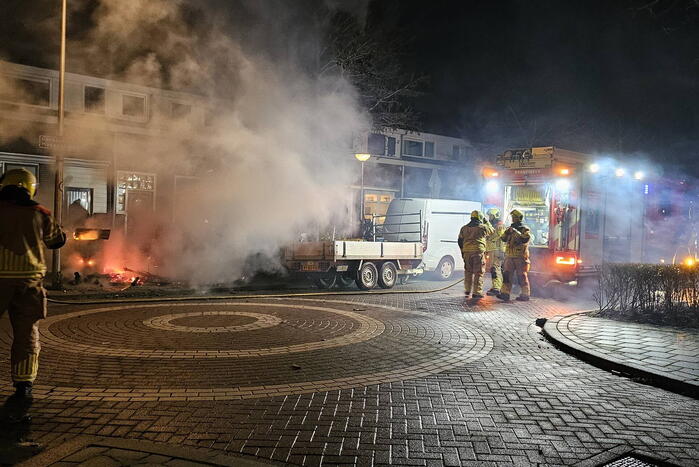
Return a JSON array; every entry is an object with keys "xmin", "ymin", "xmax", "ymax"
[
  {"xmin": 458, "ymin": 210, "xmax": 494, "ymax": 299},
  {"xmin": 497, "ymin": 209, "xmax": 531, "ymax": 302},
  {"xmin": 485, "ymin": 207, "xmax": 506, "ymax": 296},
  {"xmin": 0, "ymin": 169, "xmax": 66, "ymax": 398}
]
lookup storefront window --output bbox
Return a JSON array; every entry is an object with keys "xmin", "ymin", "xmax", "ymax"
[
  {"xmin": 364, "ymin": 192, "xmax": 394, "ymax": 222},
  {"xmin": 117, "ymin": 172, "xmax": 155, "ymax": 212}
]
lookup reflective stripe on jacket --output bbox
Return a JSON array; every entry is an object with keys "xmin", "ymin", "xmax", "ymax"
[
  {"xmin": 0, "ymin": 196, "xmax": 66, "ymax": 279},
  {"xmin": 486, "ymin": 221, "xmax": 506, "ymax": 252}
]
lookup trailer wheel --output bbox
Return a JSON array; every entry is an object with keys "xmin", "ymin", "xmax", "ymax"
[
  {"xmin": 356, "ymin": 262, "xmax": 378, "ymax": 290},
  {"xmin": 398, "ymin": 275, "xmax": 409, "ymax": 285},
  {"xmin": 436, "ymin": 256, "xmax": 455, "ymax": 280},
  {"xmin": 378, "ymin": 262, "xmax": 397, "ymax": 289},
  {"xmin": 312, "ymin": 274, "xmax": 336, "ymax": 289},
  {"xmin": 337, "ymin": 274, "xmax": 356, "ymax": 289}
]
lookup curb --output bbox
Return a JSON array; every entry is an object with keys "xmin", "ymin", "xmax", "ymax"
[{"xmin": 540, "ymin": 314, "xmax": 699, "ymax": 399}]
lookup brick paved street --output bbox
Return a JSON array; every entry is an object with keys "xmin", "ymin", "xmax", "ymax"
[{"xmin": 1, "ymin": 284, "xmax": 698, "ymax": 466}]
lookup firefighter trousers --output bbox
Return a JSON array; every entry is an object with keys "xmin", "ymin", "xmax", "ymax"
[
  {"xmin": 501, "ymin": 257, "xmax": 531, "ymax": 297},
  {"xmin": 0, "ymin": 278, "xmax": 46, "ymax": 384},
  {"xmin": 485, "ymin": 251, "xmax": 504, "ymax": 292},
  {"xmin": 462, "ymin": 251, "xmax": 486, "ymax": 295}
]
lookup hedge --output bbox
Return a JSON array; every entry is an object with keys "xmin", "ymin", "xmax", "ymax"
[{"xmin": 595, "ymin": 263, "xmax": 699, "ymax": 315}]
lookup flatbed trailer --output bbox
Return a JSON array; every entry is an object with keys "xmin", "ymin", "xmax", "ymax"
[{"xmin": 284, "ymin": 240, "xmax": 423, "ymax": 290}]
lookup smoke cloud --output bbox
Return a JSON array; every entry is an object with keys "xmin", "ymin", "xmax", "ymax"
[{"xmin": 2, "ymin": 0, "xmax": 370, "ymax": 284}]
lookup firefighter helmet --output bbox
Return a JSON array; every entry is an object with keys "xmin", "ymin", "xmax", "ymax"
[
  {"xmin": 510, "ymin": 209, "xmax": 524, "ymax": 222},
  {"xmin": 487, "ymin": 207, "xmax": 500, "ymax": 219},
  {"xmin": 0, "ymin": 168, "xmax": 37, "ymax": 198},
  {"xmin": 470, "ymin": 210, "xmax": 481, "ymax": 219}
]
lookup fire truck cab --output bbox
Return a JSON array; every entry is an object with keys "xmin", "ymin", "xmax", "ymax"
[{"xmin": 485, "ymin": 147, "xmax": 645, "ymax": 291}]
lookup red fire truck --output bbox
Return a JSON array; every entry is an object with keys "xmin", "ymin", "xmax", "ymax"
[{"xmin": 483, "ymin": 147, "xmax": 649, "ymax": 292}]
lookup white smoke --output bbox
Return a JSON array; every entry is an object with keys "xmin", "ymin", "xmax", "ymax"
[{"xmin": 62, "ymin": 0, "xmax": 370, "ymax": 283}]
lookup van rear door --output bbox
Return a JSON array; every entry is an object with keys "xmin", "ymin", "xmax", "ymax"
[{"xmin": 383, "ymin": 199, "xmax": 425, "ymax": 242}]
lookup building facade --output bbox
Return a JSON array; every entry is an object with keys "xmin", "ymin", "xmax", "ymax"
[
  {"xmin": 0, "ymin": 60, "xmax": 210, "ymax": 268},
  {"xmin": 0, "ymin": 60, "xmax": 483, "ymax": 268},
  {"xmin": 351, "ymin": 128, "xmax": 481, "ymax": 221}
]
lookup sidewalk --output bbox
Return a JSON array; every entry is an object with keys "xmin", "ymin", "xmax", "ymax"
[{"xmin": 543, "ymin": 312, "xmax": 699, "ymax": 396}]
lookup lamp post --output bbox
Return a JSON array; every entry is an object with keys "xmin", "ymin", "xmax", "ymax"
[
  {"xmin": 51, "ymin": 0, "xmax": 67, "ymax": 287},
  {"xmin": 355, "ymin": 153, "xmax": 371, "ymax": 223}
]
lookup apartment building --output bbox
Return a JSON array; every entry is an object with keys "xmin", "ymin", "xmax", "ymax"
[
  {"xmin": 352, "ymin": 128, "xmax": 481, "ymax": 221},
  {"xmin": 0, "ymin": 60, "xmax": 209, "ymax": 243}
]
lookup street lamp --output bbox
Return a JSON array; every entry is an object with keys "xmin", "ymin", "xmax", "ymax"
[
  {"xmin": 355, "ymin": 153, "xmax": 371, "ymax": 223},
  {"xmin": 51, "ymin": 0, "xmax": 68, "ymax": 287}
]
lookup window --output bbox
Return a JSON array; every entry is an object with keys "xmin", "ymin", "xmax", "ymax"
[
  {"xmin": 451, "ymin": 145, "xmax": 460, "ymax": 161},
  {"xmin": 402, "ymin": 140, "xmax": 423, "ymax": 157},
  {"xmin": 122, "ymin": 94, "xmax": 146, "ymax": 118},
  {"xmin": 386, "ymin": 137, "xmax": 396, "ymax": 156},
  {"xmin": 3, "ymin": 163, "xmax": 38, "ymax": 178},
  {"xmin": 403, "ymin": 167, "xmax": 432, "ymax": 196},
  {"xmin": 424, "ymin": 141, "xmax": 435, "ymax": 158},
  {"xmin": 0, "ymin": 77, "xmax": 50, "ymax": 107},
  {"xmin": 84, "ymin": 86, "xmax": 105, "ymax": 113},
  {"xmin": 171, "ymin": 102, "xmax": 191, "ymax": 119},
  {"xmin": 367, "ymin": 133, "xmax": 386, "ymax": 155},
  {"xmin": 66, "ymin": 187, "xmax": 93, "ymax": 215},
  {"xmin": 363, "ymin": 191, "xmax": 394, "ymax": 222},
  {"xmin": 117, "ymin": 171, "xmax": 155, "ymax": 212}
]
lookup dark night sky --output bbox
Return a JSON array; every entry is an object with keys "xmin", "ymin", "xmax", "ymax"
[
  {"xmin": 1, "ymin": 0, "xmax": 698, "ymax": 174},
  {"xmin": 366, "ymin": 0, "xmax": 699, "ymax": 174}
]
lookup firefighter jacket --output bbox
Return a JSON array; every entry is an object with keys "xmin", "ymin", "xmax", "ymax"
[
  {"xmin": 0, "ymin": 186, "xmax": 66, "ymax": 279},
  {"xmin": 458, "ymin": 219, "xmax": 495, "ymax": 254},
  {"xmin": 501, "ymin": 222, "xmax": 531, "ymax": 259},
  {"xmin": 486, "ymin": 220, "xmax": 506, "ymax": 252}
]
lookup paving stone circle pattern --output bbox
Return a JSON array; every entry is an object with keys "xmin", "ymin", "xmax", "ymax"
[
  {"xmin": 1, "ymin": 290, "xmax": 698, "ymax": 466},
  {"xmin": 143, "ymin": 310, "xmax": 283, "ymax": 333},
  {"xmin": 27, "ymin": 299, "xmax": 493, "ymax": 402}
]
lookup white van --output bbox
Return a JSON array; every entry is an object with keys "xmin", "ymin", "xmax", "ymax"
[{"xmin": 382, "ymin": 198, "xmax": 482, "ymax": 280}]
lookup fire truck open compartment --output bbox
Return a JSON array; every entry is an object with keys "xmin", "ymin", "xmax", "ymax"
[
  {"xmin": 504, "ymin": 185, "xmax": 551, "ymax": 248},
  {"xmin": 492, "ymin": 147, "xmax": 649, "ymax": 293}
]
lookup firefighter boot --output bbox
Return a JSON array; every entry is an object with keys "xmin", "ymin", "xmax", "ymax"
[
  {"xmin": 487, "ymin": 288, "xmax": 500, "ymax": 296},
  {"xmin": 516, "ymin": 295, "xmax": 530, "ymax": 302},
  {"xmin": 14, "ymin": 381, "xmax": 32, "ymax": 398},
  {"xmin": 496, "ymin": 292, "xmax": 510, "ymax": 301}
]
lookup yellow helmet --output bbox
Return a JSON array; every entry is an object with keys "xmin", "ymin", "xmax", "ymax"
[
  {"xmin": 510, "ymin": 209, "xmax": 524, "ymax": 222},
  {"xmin": 0, "ymin": 168, "xmax": 37, "ymax": 198},
  {"xmin": 470, "ymin": 210, "xmax": 481, "ymax": 219},
  {"xmin": 487, "ymin": 207, "xmax": 500, "ymax": 219}
]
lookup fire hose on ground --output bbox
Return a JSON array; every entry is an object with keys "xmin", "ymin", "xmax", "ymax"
[{"xmin": 46, "ymin": 278, "xmax": 465, "ymax": 305}]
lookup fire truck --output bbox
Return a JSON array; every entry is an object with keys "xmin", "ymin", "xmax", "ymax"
[{"xmin": 483, "ymin": 147, "xmax": 648, "ymax": 291}]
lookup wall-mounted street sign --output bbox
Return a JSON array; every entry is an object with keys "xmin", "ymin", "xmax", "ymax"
[{"xmin": 496, "ymin": 147, "xmax": 553, "ymax": 169}]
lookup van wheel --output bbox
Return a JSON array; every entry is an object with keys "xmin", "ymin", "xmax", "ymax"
[
  {"xmin": 378, "ymin": 262, "xmax": 397, "ymax": 289},
  {"xmin": 356, "ymin": 262, "xmax": 378, "ymax": 290},
  {"xmin": 436, "ymin": 256, "xmax": 455, "ymax": 280}
]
